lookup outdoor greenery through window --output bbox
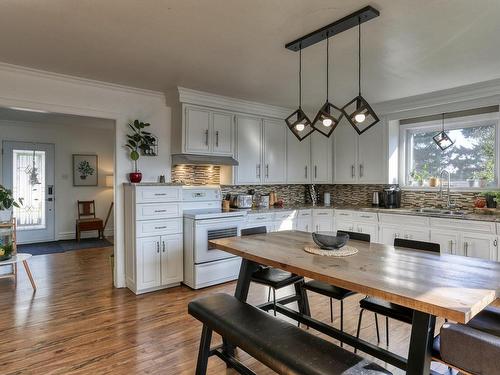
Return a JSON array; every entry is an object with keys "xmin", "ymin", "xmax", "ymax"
[{"xmin": 403, "ymin": 113, "xmax": 498, "ymax": 188}]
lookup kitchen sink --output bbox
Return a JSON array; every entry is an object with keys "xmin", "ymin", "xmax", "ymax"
[{"xmin": 412, "ymin": 208, "xmax": 466, "ymax": 216}]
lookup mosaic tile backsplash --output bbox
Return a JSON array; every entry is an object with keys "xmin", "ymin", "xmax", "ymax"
[{"xmin": 171, "ymin": 165, "xmax": 480, "ymax": 210}]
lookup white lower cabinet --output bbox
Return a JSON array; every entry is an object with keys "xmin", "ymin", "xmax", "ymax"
[
  {"xmin": 356, "ymin": 223, "xmax": 379, "ymax": 241},
  {"xmin": 461, "ymin": 232, "xmax": 497, "ymax": 260},
  {"xmin": 125, "ymin": 184, "xmax": 183, "ymax": 294},
  {"xmin": 379, "ymin": 225, "xmax": 430, "ymax": 245},
  {"xmin": 430, "ymin": 230, "xmax": 460, "ymax": 254},
  {"xmin": 297, "ymin": 210, "xmax": 313, "ymax": 232}
]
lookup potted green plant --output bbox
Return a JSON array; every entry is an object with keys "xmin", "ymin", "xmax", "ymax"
[
  {"xmin": 481, "ymin": 191, "xmax": 497, "ymax": 208},
  {"xmin": 410, "ymin": 164, "xmax": 430, "ymax": 187},
  {"xmin": 0, "ymin": 242, "xmax": 14, "ymax": 261},
  {"xmin": 0, "ymin": 185, "xmax": 23, "ymax": 223},
  {"xmin": 473, "ymin": 170, "xmax": 491, "ymax": 188},
  {"xmin": 125, "ymin": 120, "xmax": 156, "ymax": 183}
]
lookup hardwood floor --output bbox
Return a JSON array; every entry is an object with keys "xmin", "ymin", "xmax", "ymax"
[{"xmin": 0, "ymin": 247, "xmax": 449, "ymax": 374}]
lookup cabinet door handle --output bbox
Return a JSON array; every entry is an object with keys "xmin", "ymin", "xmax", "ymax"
[
  {"xmin": 154, "ymin": 193, "xmax": 167, "ymax": 196},
  {"xmin": 351, "ymin": 165, "xmax": 355, "ymax": 178},
  {"xmin": 215, "ymin": 131, "xmax": 219, "ymax": 147},
  {"xmin": 162, "ymin": 241, "xmax": 166, "ymax": 253},
  {"xmin": 154, "ymin": 209, "xmax": 167, "ymax": 213},
  {"xmin": 205, "ymin": 129, "xmax": 209, "ymax": 146},
  {"xmin": 266, "ymin": 164, "xmax": 269, "ymax": 179},
  {"xmin": 314, "ymin": 165, "xmax": 317, "ymax": 179},
  {"xmin": 360, "ymin": 215, "xmax": 372, "ymax": 219},
  {"xmin": 359, "ymin": 164, "xmax": 363, "ymax": 178},
  {"xmin": 256, "ymin": 164, "xmax": 261, "ymax": 178},
  {"xmin": 305, "ymin": 166, "xmax": 308, "ymax": 179},
  {"xmin": 448, "ymin": 240, "xmax": 453, "ymax": 253},
  {"xmin": 464, "ymin": 241, "xmax": 469, "ymax": 256},
  {"xmin": 156, "ymin": 242, "xmax": 160, "ymax": 253},
  {"xmin": 155, "ymin": 226, "xmax": 167, "ymax": 230},
  {"xmin": 494, "ymin": 239, "xmax": 498, "ymax": 247}
]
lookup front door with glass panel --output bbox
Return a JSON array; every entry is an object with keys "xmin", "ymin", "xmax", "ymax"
[{"xmin": 2, "ymin": 141, "xmax": 55, "ymax": 244}]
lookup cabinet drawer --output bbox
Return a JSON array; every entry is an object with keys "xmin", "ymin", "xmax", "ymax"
[
  {"xmin": 313, "ymin": 209, "xmax": 334, "ymax": 217},
  {"xmin": 355, "ymin": 212, "xmax": 378, "ymax": 222},
  {"xmin": 430, "ymin": 218, "xmax": 496, "ymax": 234},
  {"xmin": 247, "ymin": 213, "xmax": 274, "ymax": 223},
  {"xmin": 379, "ymin": 213, "xmax": 429, "ymax": 227},
  {"xmin": 274, "ymin": 210, "xmax": 297, "ymax": 220},
  {"xmin": 136, "ymin": 218, "xmax": 182, "ymax": 237},
  {"xmin": 136, "ymin": 186, "xmax": 182, "ymax": 203},
  {"xmin": 136, "ymin": 203, "xmax": 182, "ymax": 220},
  {"xmin": 335, "ymin": 210, "xmax": 354, "ymax": 220},
  {"xmin": 298, "ymin": 209, "xmax": 312, "ymax": 217}
]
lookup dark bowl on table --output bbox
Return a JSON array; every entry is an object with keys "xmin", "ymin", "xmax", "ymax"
[{"xmin": 312, "ymin": 232, "xmax": 349, "ymax": 250}]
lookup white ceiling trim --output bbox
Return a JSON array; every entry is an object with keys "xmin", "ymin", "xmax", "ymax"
[
  {"xmin": 0, "ymin": 62, "xmax": 165, "ymax": 99},
  {"xmin": 374, "ymin": 78, "xmax": 500, "ymax": 117},
  {"xmin": 177, "ymin": 86, "xmax": 293, "ymax": 119}
]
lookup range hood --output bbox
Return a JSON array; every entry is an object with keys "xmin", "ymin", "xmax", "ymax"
[{"xmin": 171, "ymin": 153, "xmax": 239, "ymax": 166}]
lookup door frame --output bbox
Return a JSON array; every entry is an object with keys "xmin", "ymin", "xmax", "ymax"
[
  {"xmin": 0, "ymin": 97, "xmax": 120, "ymax": 286},
  {"xmin": 2, "ymin": 141, "xmax": 56, "ymax": 243}
]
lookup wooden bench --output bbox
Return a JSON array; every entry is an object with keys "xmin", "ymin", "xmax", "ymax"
[{"xmin": 188, "ymin": 293, "xmax": 392, "ymax": 375}]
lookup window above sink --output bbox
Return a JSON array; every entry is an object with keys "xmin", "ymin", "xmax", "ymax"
[{"xmin": 399, "ymin": 107, "xmax": 499, "ymax": 190}]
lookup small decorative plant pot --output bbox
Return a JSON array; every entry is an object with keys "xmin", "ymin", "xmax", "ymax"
[
  {"xmin": 474, "ymin": 197, "xmax": 486, "ymax": 208},
  {"xmin": 129, "ymin": 172, "xmax": 142, "ymax": 183},
  {"xmin": 467, "ymin": 179, "xmax": 475, "ymax": 188},
  {"xmin": 417, "ymin": 180, "xmax": 424, "ymax": 187},
  {"xmin": 479, "ymin": 178, "xmax": 488, "ymax": 188},
  {"xmin": 485, "ymin": 195, "xmax": 497, "ymax": 208},
  {"xmin": 0, "ymin": 209, "xmax": 12, "ymax": 223},
  {"xmin": 428, "ymin": 177, "xmax": 438, "ymax": 187}
]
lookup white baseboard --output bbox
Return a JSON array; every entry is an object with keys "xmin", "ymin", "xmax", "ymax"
[{"xmin": 58, "ymin": 229, "xmax": 114, "ymax": 241}]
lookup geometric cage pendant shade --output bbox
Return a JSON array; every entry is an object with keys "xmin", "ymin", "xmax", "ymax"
[
  {"xmin": 312, "ymin": 101, "xmax": 344, "ymax": 137},
  {"xmin": 342, "ymin": 94, "xmax": 380, "ymax": 135},
  {"xmin": 285, "ymin": 108, "xmax": 315, "ymax": 141},
  {"xmin": 433, "ymin": 113, "xmax": 454, "ymax": 151}
]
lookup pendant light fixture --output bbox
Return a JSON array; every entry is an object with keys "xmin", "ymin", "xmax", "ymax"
[
  {"xmin": 312, "ymin": 33, "xmax": 344, "ymax": 137},
  {"xmin": 433, "ymin": 113, "xmax": 454, "ymax": 150},
  {"xmin": 285, "ymin": 47, "xmax": 314, "ymax": 141},
  {"xmin": 342, "ymin": 17, "xmax": 379, "ymax": 135}
]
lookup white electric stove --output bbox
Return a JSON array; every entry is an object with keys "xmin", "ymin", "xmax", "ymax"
[{"xmin": 182, "ymin": 186, "xmax": 246, "ymax": 289}]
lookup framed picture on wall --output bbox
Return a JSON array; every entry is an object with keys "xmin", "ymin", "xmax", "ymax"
[{"xmin": 73, "ymin": 154, "xmax": 98, "ymax": 186}]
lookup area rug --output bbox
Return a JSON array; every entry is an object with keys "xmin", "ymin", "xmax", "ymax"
[{"xmin": 18, "ymin": 238, "xmax": 113, "ymax": 256}]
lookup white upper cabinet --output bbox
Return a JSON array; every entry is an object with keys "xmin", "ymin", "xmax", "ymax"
[
  {"xmin": 333, "ymin": 122, "xmax": 358, "ymax": 183},
  {"xmin": 184, "ymin": 105, "xmax": 234, "ymax": 155},
  {"xmin": 311, "ymin": 132, "xmax": 332, "ymax": 183},
  {"xmin": 358, "ymin": 123, "xmax": 386, "ymax": 183},
  {"xmin": 263, "ymin": 119, "xmax": 287, "ymax": 184},
  {"xmin": 235, "ymin": 115, "xmax": 262, "ymax": 184},
  {"xmin": 333, "ymin": 119, "xmax": 387, "ymax": 184},
  {"xmin": 212, "ymin": 111, "xmax": 233, "ymax": 155},
  {"xmin": 185, "ymin": 106, "xmax": 211, "ymax": 153},
  {"xmin": 286, "ymin": 131, "xmax": 311, "ymax": 184}
]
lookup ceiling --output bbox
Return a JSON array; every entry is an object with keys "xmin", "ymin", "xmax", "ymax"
[
  {"xmin": 1, "ymin": 0, "xmax": 499, "ymax": 112},
  {"xmin": 0, "ymin": 107, "xmax": 115, "ymax": 129}
]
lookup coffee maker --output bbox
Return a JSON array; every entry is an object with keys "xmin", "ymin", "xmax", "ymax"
[{"xmin": 380, "ymin": 186, "xmax": 401, "ymax": 209}]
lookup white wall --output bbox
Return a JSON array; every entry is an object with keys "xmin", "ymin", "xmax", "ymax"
[
  {"xmin": 0, "ymin": 62, "xmax": 170, "ymax": 288},
  {"xmin": 0, "ymin": 119, "xmax": 115, "ymax": 240}
]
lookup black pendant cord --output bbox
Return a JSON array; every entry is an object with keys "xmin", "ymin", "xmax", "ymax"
[
  {"xmin": 299, "ymin": 46, "xmax": 302, "ymax": 109},
  {"xmin": 442, "ymin": 113, "xmax": 445, "ymax": 131},
  {"xmin": 326, "ymin": 34, "xmax": 329, "ymax": 102},
  {"xmin": 358, "ymin": 18, "xmax": 361, "ymax": 96}
]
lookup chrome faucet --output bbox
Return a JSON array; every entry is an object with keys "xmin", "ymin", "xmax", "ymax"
[{"xmin": 439, "ymin": 169, "xmax": 454, "ymax": 209}]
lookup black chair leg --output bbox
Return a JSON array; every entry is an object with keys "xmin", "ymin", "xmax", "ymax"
[
  {"xmin": 386, "ymin": 316, "xmax": 389, "ymax": 347},
  {"xmin": 272, "ymin": 288, "xmax": 277, "ymax": 316},
  {"xmin": 329, "ymin": 298, "xmax": 333, "ymax": 323},
  {"xmin": 267, "ymin": 287, "xmax": 271, "ymax": 302},
  {"xmin": 355, "ymin": 308, "xmax": 364, "ymax": 354},
  {"xmin": 195, "ymin": 325, "xmax": 213, "ymax": 375},
  {"xmin": 340, "ymin": 300, "xmax": 344, "ymax": 348},
  {"xmin": 374, "ymin": 313, "xmax": 380, "ymax": 343}
]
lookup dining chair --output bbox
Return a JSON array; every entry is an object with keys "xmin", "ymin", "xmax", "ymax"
[
  {"xmin": 76, "ymin": 200, "xmax": 104, "ymax": 241},
  {"xmin": 356, "ymin": 238, "xmax": 440, "ymax": 349},
  {"xmin": 302, "ymin": 230, "xmax": 370, "ymax": 346},
  {"xmin": 241, "ymin": 226, "xmax": 304, "ymax": 317}
]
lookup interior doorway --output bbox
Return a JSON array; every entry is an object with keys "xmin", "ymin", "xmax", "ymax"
[{"xmin": 2, "ymin": 141, "xmax": 55, "ymax": 243}]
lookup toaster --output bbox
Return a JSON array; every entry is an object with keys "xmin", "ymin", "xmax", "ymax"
[{"xmin": 229, "ymin": 194, "xmax": 253, "ymax": 208}]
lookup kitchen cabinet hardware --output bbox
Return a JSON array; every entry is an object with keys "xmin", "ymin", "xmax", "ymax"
[
  {"xmin": 464, "ymin": 241, "xmax": 469, "ymax": 256},
  {"xmin": 154, "ymin": 193, "xmax": 167, "ymax": 196},
  {"xmin": 156, "ymin": 242, "xmax": 160, "ymax": 253},
  {"xmin": 305, "ymin": 166, "xmax": 308, "ymax": 179},
  {"xmin": 154, "ymin": 209, "xmax": 167, "ymax": 213},
  {"xmin": 351, "ymin": 165, "xmax": 355, "ymax": 178},
  {"xmin": 314, "ymin": 165, "xmax": 317, "ymax": 179},
  {"xmin": 359, "ymin": 215, "xmax": 372, "ymax": 218},
  {"xmin": 162, "ymin": 241, "xmax": 166, "ymax": 253},
  {"xmin": 215, "ymin": 131, "xmax": 219, "ymax": 147},
  {"xmin": 155, "ymin": 226, "xmax": 167, "ymax": 230},
  {"xmin": 204, "ymin": 129, "xmax": 209, "ymax": 146},
  {"xmin": 266, "ymin": 165, "xmax": 269, "ymax": 179},
  {"xmin": 495, "ymin": 239, "xmax": 498, "ymax": 247},
  {"xmin": 359, "ymin": 164, "xmax": 363, "ymax": 178}
]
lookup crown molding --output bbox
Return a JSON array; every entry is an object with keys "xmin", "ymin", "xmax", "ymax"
[
  {"xmin": 0, "ymin": 62, "xmax": 165, "ymax": 99},
  {"xmin": 177, "ymin": 87, "xmax": 293, "ymax": 119},
  {"xmin": 374, "ymin": 78, "xmax": 500, "ymax": 116}
]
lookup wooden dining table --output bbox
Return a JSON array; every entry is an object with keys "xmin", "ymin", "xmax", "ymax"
[{"xmin": 209, "ymin": 230, "xmax": 500, "ymax": 375}]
